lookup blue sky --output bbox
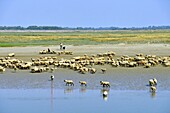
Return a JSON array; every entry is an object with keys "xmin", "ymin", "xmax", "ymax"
[{"xmin": 0, "ymin": 0, "xmax": 170, "ymax": 27}]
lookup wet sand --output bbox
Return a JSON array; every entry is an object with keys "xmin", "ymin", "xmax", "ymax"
[
  {"xmin": 0, "ymin": 44, "xmax": 170, "ymax": 90},
  {"xmin": 0, "ymin": 67, "xmax": 170, "ymax": 90},
  {"xmin": 0, "ymin": 44, "xmax": 170, "ymax": 59},
  {"xmin": 0, "ymin": 44, "xmax": 170, "ymax": 113}
]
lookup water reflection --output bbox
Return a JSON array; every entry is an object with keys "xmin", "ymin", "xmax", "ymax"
[
  {"xmin": 64, "ymin": 86, "xmax": 74, "ymax": 94},
  {"xmin": 148, "ymin": 86, "xmax": 157, "ymax": 98},
  {"xmin": 101, "ymin": 88, "xmax": 110, "ymax": 101},
  {"xmin": 79, "ymin": 86, "xmax": 87, "ymax": 93},
  {"xmin": 0, "ymin": 89, "xmax": 170, "ymax": 113},
  {"xmin": 151, "ymin": 92, "xmax": 156, "ymax": 98},
  {"xmin": 51, "ymin": 81, "xmax": 54, "ymax": 112}
]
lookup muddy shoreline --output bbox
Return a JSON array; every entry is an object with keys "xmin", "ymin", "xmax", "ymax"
[{"xmin": 0, "ymin": 44, "xmax": 170, "ymax": 90}]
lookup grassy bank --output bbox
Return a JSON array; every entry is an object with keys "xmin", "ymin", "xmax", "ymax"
[{"xmin": 0, "ymin": 30, "xmax": 170, "ymax": 47}]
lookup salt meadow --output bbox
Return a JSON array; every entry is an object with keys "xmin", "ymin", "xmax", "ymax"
[{"xmin": 0, "ymin": 30, "xmax": 170, "ymax": 47}]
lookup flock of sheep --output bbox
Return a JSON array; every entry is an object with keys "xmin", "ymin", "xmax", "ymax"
[
  {"xmin": 50, "ymin": 74, "xmax": 157, "ymax": 95},
  {"xmin": 0, "ymin": 47, "xmax": 169, "ymax": 74},
  {"xmin": 39, "ymin": 48, "xmax": 73, "ymax": 55},
  {"xmin": 0, "ymin": 47, "xmax": 168, "ymax": 95}
]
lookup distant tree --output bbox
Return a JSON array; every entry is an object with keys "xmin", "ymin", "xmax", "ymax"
[{"xmin": 0, "ymin": 25, "xmax": 170, "ymax": 30}]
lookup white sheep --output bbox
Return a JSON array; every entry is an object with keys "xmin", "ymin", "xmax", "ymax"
[
  {"xmin": 30, "ymin": 66, "xmax": 40, "ymax": 73},
  {"xmin": 79, "ymin": 81, "xmax": 87, "ymax": 86},
  {"xmin": 144, "ymin": 63, "xmax": 151, "ymax": 68},
  {"xmin": 8, "ymin": 53, "xmax": 15, "ymax": 57},
  {"xmin": 100, "ymin": 81, "xmax": 110, "ymax": 87},
  {"xmin": 89, "ymin": 67, "xmax": 96, "ymax": 74},
  {"xmin": 0, "ymin": 66, "xmax": 5, "ymax": 72},
  {"xmin": 51, "ymin": 75, "xmax": 54, "ymax": 81},
  {"xmin": 50, "ymin": 68, "xmax": 55, "ymax": 72},
  {"xmin": 149, "ymin": 78, "xmax": 157, "ymax": 86},
  {"xmin": 13, "ymin": 65, "xmax": 18, "ymax": 72},
  {"xmin": 64, "ymin": 80, "xmax": 74, "ymax": 86},
  {"xmin": 150, "ymin": 86, "xmax": 157, "ymax": 93},
  {"xmin": 101, "ymin": 68, "xmax": 106, "ymax": 73},
  {"xmin": 153, "ymin": 78, "xmax": 157, "ymax": 85},
  {"xmin": 149, "ymin": 79, "xmax": 154, "ymax": 86}
]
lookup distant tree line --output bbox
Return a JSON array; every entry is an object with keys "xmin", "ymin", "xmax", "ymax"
[{"xmin": 0, "ymin": 26, "xmax": 170, "ymax": 30}]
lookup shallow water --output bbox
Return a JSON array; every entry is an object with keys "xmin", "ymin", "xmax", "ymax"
[
  {"xmin": 0, "ymin": 89, "xmax": 170, "ymax": 113},
  {"xmin": 0, "ymin": 67, "xmax": 170, "ymax": 90},
  {"xmin": 0, "ymin": 66, "xmax": 170, "ymax": 113}
]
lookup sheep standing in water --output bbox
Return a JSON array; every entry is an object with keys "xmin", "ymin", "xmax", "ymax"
[
  {"xmin": 64, "ymin": 80, "xmax": 74, "ymax": 86},
  {"xmin": 149, "ymin": 79, "xmax": 154, "ymax": 86},
  {"xmin": 150, "ymin": 86, "xmax": 157, "ymax": 93},
  {"xmin": 79, "ymin": 81, "xmax": 87, "ymax": 86},
  {"xmin": 153, "ymin": 78, "xmax": 157, "ymax": 85},
  {"xmin": 149, "ymin": 78, "xmax": 157, "ymax": 86},
  {"xmin": 51, "ymin": 75, "xmax": 54, "ymax": 81},
  {"xmin": 100, "ymin": 81, "xmax": 110, "ymax": 87}
]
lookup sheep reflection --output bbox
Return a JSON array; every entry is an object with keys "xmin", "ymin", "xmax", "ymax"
[
  {"xmin": 64, "ymin": 86, "xmax": 74, "ymax": 94},
  {"xmin": 50, "ymin": 80, "xmax": 54, "ymax": 112},
  {"xmin": 151, "ymin": 92, "xmax": 156, "ymax": 98},
  {"xmin": 79, "ymin": 87, "xmax": 87, "ymax": 93},
  {"xmin": 101, "ymin": 88, "xmax": 110, "ymax": 101}
]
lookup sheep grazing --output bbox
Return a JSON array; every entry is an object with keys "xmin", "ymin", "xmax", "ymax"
[
  {"xmin": 64, "ymin": 80, "xmax": 74, "ymax": 86},
  {"xmin": 100, "ymin": 81, "xmax": 110, "ymax": 87},
  {"xmin": 150, "ymin": 86, "xmax": 157, "ymax": 93},
  {"xmin": 13, "ymin": 66, "xmax": 18, "ymax": 72},
  {"xmin": 149, "ymin": 78, "xmax": 157, "ymax": 86},
  {"xmin": 0, "ymin": 66, "xmax": 5, "ymax": 72},
  {"xmin": 50, "ymin": 68, "xmax": 55, "ymax": 72},
  {"xmin": 89, "ymin": 67, "xmax": 96, "ymax": 74},
  {"xmin": 51, "ymin": 75, "xmax": 54, "ymax": 81},
  {"xmin": 101, "ymin": 68, "xmax": 106, "ymax": 73},
  {"xmin": 31, "ymin": 66, "xmax": 41, "ymax": 73},
  {"xmin": 8, "ymin": 53, "xmax": 15, "ymax": 57},
  {"xmin": 144, "ymin": 63, "xmax": 151, "ymax": 68},
  {"xmin": 79, "ymin": 81, "xmax": 87, "ymax": 86},
  {"xmin": 79, "ymin": 67, "xmax": 88, "ymax": 74}
]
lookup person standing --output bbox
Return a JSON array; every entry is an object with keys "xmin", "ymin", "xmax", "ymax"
[{"xmin": 60, "ymin": 43, "xmax": 63, "ymax": 50}]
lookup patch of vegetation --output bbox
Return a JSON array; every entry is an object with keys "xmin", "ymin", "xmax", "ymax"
[{"xmin": 0, "ymin": 30, "xmax": 170, "ymax": 47}]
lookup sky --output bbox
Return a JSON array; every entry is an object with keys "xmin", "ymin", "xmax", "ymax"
[{"xmin": 0, "ymin": 0, "xmax": 170, "ymax": 27}]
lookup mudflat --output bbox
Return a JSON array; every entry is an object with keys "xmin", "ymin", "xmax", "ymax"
[
  {"xmin": 0, "ymin": 43, "xmax": 169, "ymax": 59},
  {"xmin": 0, "ymin": 44, "xmax": 169, "ymax": 90}
]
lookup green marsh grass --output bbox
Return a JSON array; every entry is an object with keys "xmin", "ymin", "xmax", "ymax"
[{"xmin": 0, "ymin": 30, "xmax": 170, "ymax": 47}]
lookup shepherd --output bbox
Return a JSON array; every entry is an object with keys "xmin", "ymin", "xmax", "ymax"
[{"xmin": 60, "ymin": 43, "xmax": 63, "ymax": 50}]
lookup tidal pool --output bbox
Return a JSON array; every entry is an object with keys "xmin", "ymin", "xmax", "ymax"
[{"xmin": 0, "ymin": 88, "xmax": 170, "ymax": 113}]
